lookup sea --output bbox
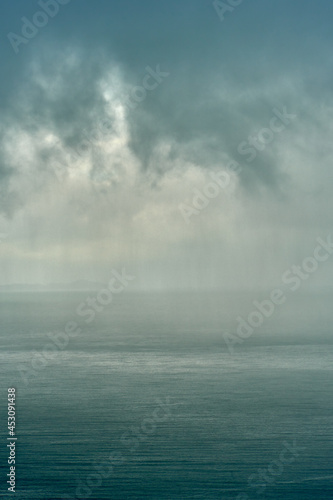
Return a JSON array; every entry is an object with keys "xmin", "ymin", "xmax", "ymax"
[{"xmin": 0, "ymin": 290, "xmax": 332, "ymax": 499}]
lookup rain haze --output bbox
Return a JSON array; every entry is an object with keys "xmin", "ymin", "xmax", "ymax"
[{"xmin": 0, "ymin": 0, "xmax": 332, "ymax": 291}]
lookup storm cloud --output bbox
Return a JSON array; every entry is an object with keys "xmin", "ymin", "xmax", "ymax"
[{"xmin": 0, "ymin": 0, "xmax": 333, "ymax": 289}]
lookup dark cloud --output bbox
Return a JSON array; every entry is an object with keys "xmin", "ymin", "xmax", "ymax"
[
  {"xmin": 1, "ymin": 0, "xmax": 332, "ymax": 195},
  {"xmin": 0, "ymin": 0, "xmax": 333, "ymax": 286}
]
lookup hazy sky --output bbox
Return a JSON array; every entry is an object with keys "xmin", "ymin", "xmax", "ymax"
[{"xmin": 0, "ymin": 0, "xmax": 333, "ymax": 289}]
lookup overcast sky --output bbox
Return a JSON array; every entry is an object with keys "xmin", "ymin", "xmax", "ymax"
[{"xmin": 0, "ymin": 0, "xmax": 332, "ymax": 289}]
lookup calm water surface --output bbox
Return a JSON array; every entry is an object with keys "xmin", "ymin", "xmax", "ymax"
[{"xmin": 0, "ymin": 292, "xmax": 332, "ymax": 499}]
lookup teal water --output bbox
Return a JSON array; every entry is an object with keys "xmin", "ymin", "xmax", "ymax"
[{"xmin": 0, "ymin": 292, "xmax": 332, "ymax": 499}]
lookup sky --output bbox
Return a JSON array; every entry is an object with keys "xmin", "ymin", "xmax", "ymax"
[{"xmin": 0, "ymin": 0, "xmax": 333, "ymax": 290}]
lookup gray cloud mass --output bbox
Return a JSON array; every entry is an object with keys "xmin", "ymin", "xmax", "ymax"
[{"xmin": 0, "ymin": 0, "xmax": 333, "ymax": 289}]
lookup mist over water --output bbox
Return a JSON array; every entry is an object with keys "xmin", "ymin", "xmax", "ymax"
[{"xmin": 1, "ymin": 291, "xmax": 332, "ymax": 499}]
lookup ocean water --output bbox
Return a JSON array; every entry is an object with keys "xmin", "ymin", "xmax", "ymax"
[{"xmin": 0, "ymin": 291, "xmax": 333, "ymax": 499}]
